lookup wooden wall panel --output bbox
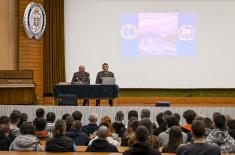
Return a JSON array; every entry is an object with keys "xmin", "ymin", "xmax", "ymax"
[{"xmin": 19, "ymin": 0, "xmax": 44, "ymax": 103}]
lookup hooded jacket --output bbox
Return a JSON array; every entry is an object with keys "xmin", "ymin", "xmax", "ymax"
[
  {"xmin": 9, "ymin": 134, "xmax": 41, "ymax": 151},
  {"xmin": 206, "ymin": 129, "xmax": 235, "ymax": 153},
  {"xmin": 86, "ymin": 138, "xmax": 118, "ymax": 152},
  {"xmin": 65, "ymin": 128, "xmax": 90, "ymax": 146},
  {"xmin": 123, "ymin": 142, "xmax": 161, "ymax": 155}
]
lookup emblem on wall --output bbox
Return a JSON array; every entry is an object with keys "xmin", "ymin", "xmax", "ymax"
[{"xmin": 23, "ymin": 2, "xmax": 46, "ymax": 39}]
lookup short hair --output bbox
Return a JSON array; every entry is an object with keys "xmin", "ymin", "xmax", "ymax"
[
  {"xmin": 72, "ymin": 111, "xmax": 82, "ymax": 121},
  {"xmin": 36, "ymin": 108, "xmax": 45, "ymax": 118},
  {"xmin": 227, "ymin": 119, "xmax": 235, "ymax": 130},
  {"xmin": 192, "ymin": 120, "xmax": 205, "ymax": 138},
  {"xmin": 10, "ymin": 111, "xmax": 21, "ymax": 124},
  {"xmin": 141, "ymin": 109, "xmax": 151, "ymax": 119},
  {"xmin": 183, "ymin": 110, "xmax": 197, "ymax": 124},
  {"xmin": 213, "ymin": 114, "xmax": 226, "ymax": 129},
  {"xmin": 0, "ymin": 116, "xmax": 10, "ymax": 124},
  {"xmin": 166, "ymin": 115, "xmax": 178, "ymax": 128},
  {"xmin": 72, "ymin": 120, "xmax": 82, "ymax": 131},
  {"xmin": 102, "ymin": 63, "xmax": 109, "ymax": 66},
  {"xmin": 202, "ymin": 117, "xmax": 213, "ymax": 129},
  {"xmin": 62, "ymin": 113, "xmax": 71, "ymax": 120},
  {"xmin": 35, "ymin": 118, "xmax": 47, "ymax": 131},
  {"xmin": 53, "ymin": 119, "xmax": 66, "ymax": 136},
  {"xmin": 89, "ymin": 113, "xmax": 97, "ymax": 123},
  {"xmin": 46, "ymin": 112, "xmax": 56, "ymax": 123},
  {"xmin": 20, "ymin": 122, "xmax": 34, "ymax": 135},
  {"xmin": 115, "ymin": 111, "xmax": 124, "ymax": 122},
  {"xmin": 135, "ymin": 126, "xmax": 149, "ymax": 142},
  {"xmin": 156, "ymin": 112, "xmax": 164, "ymax": 126},
  {"xmin": 139, "ymin": 118, "xmax": 153, "ymax": 134},
  {"xmin": 65, "ymin": 116, "xmax": 74, "ymax": 131},
  {"xmin": 97, "ymin": 125, "xmax": 108, "ymax": 138},
  {"xmin": 128, "ymin": 110, "xmax": 138, "ymax": 120},
  {"xmin": 18, "ymin": 113, "xmax": 28, "ymax": 128},
  {"xmin": 164, "ymin": 110, "xmax": 173, "ymax": 117},
  {"xmin": 173, "ymin": 113, "xmax": 181, "ymax": 124}
]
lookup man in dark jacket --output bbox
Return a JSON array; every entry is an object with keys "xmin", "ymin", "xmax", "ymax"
[
  {"xmin": 66, "ymin": 120, "xmax": 90, "ymax": 146},
  {"xmin": 86, "ymin": 125, "xmax": 118, "ymax": 152},
  {"xmin": 123, "ymin": 126, "xmax": 161, "ymax": 155}
]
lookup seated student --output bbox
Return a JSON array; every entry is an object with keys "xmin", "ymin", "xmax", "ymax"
[
  {"xmin": 112, "ymin": 111, "xmax": 125, "ymax": 137},
  {"xmin": 9, "ymin": 111, "xmax": 21, "ymax": 141},
  {"xmin": 90, "ymin": 121, "xmax": 119, "ymax": 147},
  {"xmin": 33, "ymin": 108, "xmax": 45, "ymax": 126},
  {"xmin": 65, "ymin": 116, "xmax": 74, "ymax": 131},
  {"xmin": 83, "ymin": 113, "xmax": 98, "ymax": 135},
  {"xmin": 45, "ymin": 119, "xmax": 76, "ymax": 152},
  {"xmin": 123, "ymin": 126, "xmax": 161, "ymax": 155},
  {"xmin": 17, "ymin": 113, "xmax": 28, "ymax": 128},
  {"xmin": 72, "ymin": 111, "xmax": 82, "ymax": 121},
  {"xmin": 121, "ymin": 119, "xmax": 139, "ymax": 146},
  {"xmin": 9, "ymin": 122, "xmax": 43, "ymax": 151},
  {"xmin": 206, "ymin": 113, "xmax": 235, "ymax": 153},
  {"xmin": 120, "ymin": 110, "xmax": 139, "ymax": 136},
  {"xmin": 153, "ymin": 112, "xmax": 167, "ymax": 136},
  {"xmin": 46, "ymin": 112, "xmax": 56, "ymax": 138},
  {"xmin": 227, "ymin": 119, "xmax": 235, "ymax": 139},
  {"xmin": 177, "ymin": 120, "xmax": 221, "ymax": 155},
  {"xmin": 66, "ymin": 120, "xmax": 90, "ymax": 146},
  {"xmin": 101, "ymin": 116, "xmax": 118, "ymax": 140},
  {"xmin": 159, "ymin": 115, "xmax": 187, "ymax": 148},
  {"xmin": 202, "ymin": 117, "xmax": 213, "ymax": 137},
  {"xmin": 0, "ymin": 119, "xmax": 11, "ymax": 151},
  {"xmin": 35, "ymin": 118, "xmax": 49, "ymax": 139},
  {"xmin": 182, "ymin": 110, "xmax": 197, "ymax": 133},
  {"xmin": 86, "ymin": 125, "xmax": 118, "ymax": 152},
  {"xmin": 62, "ymin": 113, "xmax": 71, "ymax": 120},
  {"xmin": 162, "ymin": 126, "xmax": 183, "ymax": 153}
]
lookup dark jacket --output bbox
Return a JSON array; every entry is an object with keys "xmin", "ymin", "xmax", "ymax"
[
  {"xmin": 228, "ymin": 129, "xmax": 235, "ymax": 140},
  {"xmin": 112, "ymin": 122, "xmax": 125, "ymax": 137},
  {"xmin": 0, "ymin": 134, "xmax": 11, "ymax": 151},
  {"xmin": 123, "ymin": 142, "xmax": 161, "ymax": 155},
  {"xmin": 66, "ymin": 128, "xmax": 90, "ymax": 146},
  {"xmin": 45, "ymin": 135, "xmax": 76, "ymax": 152},
  {"xmin": 86, "ymin": 138, "xmax": 118, "ymax": 152},
  {"xmin": 83, "ymin": 124, "xmax": 98, "ymax": 135}
]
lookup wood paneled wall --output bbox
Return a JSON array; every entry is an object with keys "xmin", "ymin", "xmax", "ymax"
[{"xmin": 19, "ymin": 0, "xmax": 44, "ymax": 103}]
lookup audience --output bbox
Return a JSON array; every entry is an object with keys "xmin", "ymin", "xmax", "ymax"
[
  {"xmin": 121, "ymin": 119, "xmax": 139, "ymax": 146},
  {"xmin": 9, "ymin": 122, "xmax": 42, "ymax": 151},
  {"xmin": 72, "ymin": 111, "xmax": 82, "ymax": 121},
  {"xmin": 177, "ymin": 120, "xmax": 221, "ymax": 155},
  {"xmin": 227, "ymin": 119, "xmax": 235, "ymax": 139},
  {"xmin": 17, "ymin": 113, "xmax": 28, "ymax": 128},
  {"xmin": 65, "ymin": 116, "xmax": 75, "ymax": 131},
  {"xmin": 182, "ymin": 110, "xmax": 197, "ymax": 133},
  {"xmin": 0, "ymin": 122, "xmax": 11, "ymax": 151},
  {"xmin": 45, "ymin": 119, "xmax": 76, "ymax": 152},
  {"xmin": 101, "ymin": 115, "xmax": 118, "ymax": 140},
  {"xmin": 86, "ymin": 125, "xmax": 118, "ymax": 152},
  {"xmin": 123, "ymin": 126, "xmax": 161, "ymax": 155},
  {"xmin": 9, "ymin": 111, "xmax": 21, "ymax": 141},
  {"xmin": 66, "ymin": 120, "xmax": 90, "ymax": 146},
  {"xmin": 128, "ymin": 110, "xmax": 139, "ymax": 120},
  {"xmin": 112, "ymin": 111, "xmax": 125, "ymax": 137},
  {"xmin": 153, "ymin": 112, "xmax": 167, "ymax": 136},
  {"xmin": 140, "ymin": 109, "xmax": 151, "ymax": 119},
  {"xmin": 83, "ymin": 113, "xmax": 98, "ymax": 135},
  {"xmin": 202, "ymin": 117, "xmax": 213, "ymax": 137},
  {"xmin": 206, "ymin": 113, "xmax": 235, "ymax": 153},
  {"xmin": 62, "ymin": 113, "xmax": 71, "ymax": 120},
  {"xmin": 46, "ymin": 112, "xmax": 56, "ymax": 138},
  {"xmin": 33, "ymin": 108, "xmax": 45, "ymax": 126},
  {"xmin": 35, "ymin": 118, "xmax": 48, "ymax": 139},
  {"xmin": 162, "ymin": 126, "xmax": 183, "ymax": 153}
]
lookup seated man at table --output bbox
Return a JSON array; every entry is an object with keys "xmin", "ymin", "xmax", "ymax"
[
  {"xmin": 71, "ymin": 65, "xmax": 90, "ymax": 106},
  {"xmin": 95, "ymin": 63, "xmax": 114, "ymax": 106}
]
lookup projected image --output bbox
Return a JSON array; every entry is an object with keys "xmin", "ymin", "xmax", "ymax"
[{"xmin": 121, "ymin": 13, "xmax": 196, "ymax": 56}]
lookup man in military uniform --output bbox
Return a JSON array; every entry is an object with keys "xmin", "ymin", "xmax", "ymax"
[
  {"xmin": 95, "ymin": 63, "xmax": 114, "ymax": 106},
  {"xmin": 71, "ymin": 65, "xmax": 90, "ymax": 106}
]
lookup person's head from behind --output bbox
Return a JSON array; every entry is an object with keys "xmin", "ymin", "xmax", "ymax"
[
  {"xmin": 46, "ymin": 112, "xmax": 56, "ymax": 123},
  {"xmin": 167, "ymin": 126, "xmax": 183, "ymax": 148},
  {"xmin": 101, "ymin": 116, "xmax": 112, "ymax": 124},
  {"xmin": 36, "ymin": 108, "xmax": 45, "ymax": 119},
  {"xmin": 102, "ymin": 63, "xmax": 109, "ymax": 72},
  {"xmin": 227, "ymin": 119, "xmax": 235, "ymax": 131},
  {"xmin": 163, "ymin": 110, "xmax": 172, "ymax": 119},
  {"xmin": 139, "ymin": 118, "xmax": 153, "ymax": 135},
  {"xmin": 35, "ymin": 118, "xmax": 47, "ymax": 131},
  {"xmin": 88, "ymin": 113, "xmax": 97, "ymax": 124},
  {"xmin": 156, "ymin": 112, "xmax": 164, "ymax": 126},
  {"xmin": 166, "ymin": 115, "xmax": 178, "ymax": 128},
  {"xmin": 129, "ymin": 120, "xmax": 140, "ymax": 133},
  {"xmin": 213, "ymin": 113, "xmax": 226, "ymax": 130},
  {"xmin": 18, "ymin": 113, "xmax": 28, "ymax": 128},
  {"xmin": 62, "ymin": 113, "xmax": 71, "ymax": 120},
  {"xmin": 135, "ymin": 126, "xmax": 149, "ymax": 143},
  {"xmin": 202, "ymin": 117, "xmax": 213, "ymax": 129},
  {"xmin": 97, "ymin": 125, "xmax": 109, "ymax": 139},
  {"xmin": 183, "ymin": 110, "xmax": 197, "ymax": 125},
  {"xmin": 65, "ymin": 116, "xmax": 74, "ymax": 131},
  {"xmin": 72, "ymin": 120, "xmax": 82, "ymax": 132},
  {"xmin": 192, "ymin": 120, "xmax": 205, "ymax": 139},
  {"xmin": 20, "ymin": 122, "xmax": 34, "ymax": 135},
  {"xmin": 53, "ymin": 119, "xmax": 66, "ymax": 136},
  {"xmin": 128, "ymin": 110, "xmax": 138, "ymax": 120},
  {"xmin": 115, "ymin": 111, "xmax": 124, "ymax": 122},
  {"xmin": 72, "ymin": 111, "xmax": 82, "ymax": 121},
  {"xmin": 10, "ymin": 111, "xmax": 21, "ymax": 125},
  {"xmin": 173, "ymin": 113, "xmax": 181, "ymax": 125},
  {"xmin": 0, "ymin": 123, "xmax": 10, "ymax": 137},
  {"xmin": 140, "ymin": 109, "xmax": 151, "ymax": 119},
  {"xmin": 79, "ymin": 65, "xmax": 85, "ymax": 73},
  {"xmin": 99, "ymin": 121, "xmax": 109, "ymax": 129},
  {"xmin": 0, "ymin": 116, "xmax": 10, "ymax": 125}
]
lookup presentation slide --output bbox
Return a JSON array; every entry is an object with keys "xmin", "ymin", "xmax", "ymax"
[{"xmin": 64, "ymin": 0, "xmax": 235, "ymax": 88}]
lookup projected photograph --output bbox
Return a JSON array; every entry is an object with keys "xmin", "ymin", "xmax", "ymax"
[{"xmin": 121, "ymin": 13, "xmax": 196, "ymax": 56}]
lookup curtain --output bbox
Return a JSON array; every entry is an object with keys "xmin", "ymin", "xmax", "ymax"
[{"xmin": 43, "ymin": 0, "xmax": 65, "ymax": 94}]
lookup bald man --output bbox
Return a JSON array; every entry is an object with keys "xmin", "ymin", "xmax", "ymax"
[{"xmin": 71, "ymin": 65, "xmax": 90, "ymax": 106}]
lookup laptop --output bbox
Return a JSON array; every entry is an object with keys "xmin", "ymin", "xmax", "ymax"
[{"xmin": 102, "ymin": 77, "xmax": 116, "ymax": 85}]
